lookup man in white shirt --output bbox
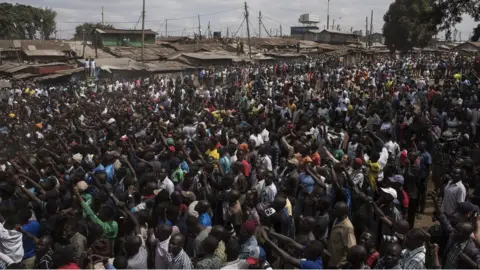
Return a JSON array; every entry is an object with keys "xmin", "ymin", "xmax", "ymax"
[
  {"xmin": 157, "ymin": 168, "xmax": 174, "ymax": 197},
  {"xmin": 259, "ymin": 146, "xmax": 273, "ymax": 172},
  {"xmin": 256, "ymin": 171, "xmax": 277, "ymax": 211},
  {"xmin": 441, "ymin": 168, "xmax": 466, "ymax": 216},
  {"xmin": 0, "ymin": 217, "xmax": 24, "ymax": 266},
  {"xmin": 90, "ymin": 58, "xmax": 96, "ymax": 77}
]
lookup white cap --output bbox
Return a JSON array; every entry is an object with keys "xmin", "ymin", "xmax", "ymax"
[
  {"xmin": 380, "ymin": 187, "xmax": 397, "ymax": 199},
  {"xmin": 107, "ymin": 118, "xmax": 116, "ymax": 124}
]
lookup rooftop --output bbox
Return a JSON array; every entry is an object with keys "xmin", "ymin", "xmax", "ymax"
[{"xmin": 95, "ymin": 28, "xmax": 157, "ymax": 35}]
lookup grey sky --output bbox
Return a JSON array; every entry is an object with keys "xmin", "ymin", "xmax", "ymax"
[{"xmin": 4, "ymin": 0, "xmax": 478, "ymax": 40}]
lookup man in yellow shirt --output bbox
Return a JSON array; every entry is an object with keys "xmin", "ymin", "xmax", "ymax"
[
  {"xmin": 453, "ymin": 72, "xmax": 462, "ymax": 83},
  {"xmin": 366, "ymin": 152, "xmax": 381, "ymax": 191},
  {"xmin": 205, "ymin": 139, "xmax": 220, "ymax": 161}
]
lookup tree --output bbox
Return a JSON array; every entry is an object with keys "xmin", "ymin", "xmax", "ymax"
[
  {"xmin": 74, "ymin": 23, "xmax": 114, "ymax": 42},
  {"xmin": 383, "ymin": 0, "xmax": 439, "ymax": 53},
  {"xmin": 432, "ymin": 0, "xmax": 480, "ymax": 31},
  {"xmin": 472, "ymin": 24, "xmax": 480, "ymax": 41},
  {"xmin": 0, "ymin": 3, "xmax": 56, "ymax": 39}
]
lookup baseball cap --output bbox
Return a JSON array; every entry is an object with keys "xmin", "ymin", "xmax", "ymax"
[
  {"xmin": 181, "ymin": 191, "xmax": 196, "ymax": 202},
  {"xmin": 76, "ymin": 181, "xmax": 88, "ymax": 192},
  {"xmin": 457, "ymin": 202, "xmax": 480, "ymax": 214},
  {"xmin": 354, "ymin": 158, "xmax": 363, "ymax": 166},
  {"xmin": 243, "ymin": 219, "xmax": 258, "ymax": 235},
  {"xmin": 380, "ymin": 187, "xmax": 397, "ymax": 200},
  {"xmin": 390, "ymin": 175, "xmax": 404, "ymax": 185},
  {"xmin": 246, "ymin": 246, "xmax": 266, "ymax": 265}
]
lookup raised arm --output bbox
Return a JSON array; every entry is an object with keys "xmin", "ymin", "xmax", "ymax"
[
  {"xmin": 367, "ymin": 197, "xmax": 393, "ymax": 228},
  {"xmin": 259, "ymin": 227, "xmax": 302, "ymax": 268}
]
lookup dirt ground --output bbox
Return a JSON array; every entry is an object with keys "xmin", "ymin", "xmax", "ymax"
[{"xmin": 413, "ymin": 177, "xmax": 436, "ymax": 229}]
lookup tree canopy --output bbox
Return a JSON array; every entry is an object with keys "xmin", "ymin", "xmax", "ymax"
[
  {"xmin": 383, "ymin": 0, "xmax": 439, "ymax": 52},
  {"xmin": 433, "ymin": 0, "xmax": 480, "ymax": 31},
  {"xmin": 383, "ymin": 0, "xmax": 479, "ymax": 52},
  {"xmin": 472, "ymin": 24, "xmax": 480, "ymax": 41},
  {"xmin": 74, "ymin": 23, "xmax": 114, "ymax": 42},
  {"xmin": 0, "ymin": 3, "xmax": 57, "ymax": 39}
]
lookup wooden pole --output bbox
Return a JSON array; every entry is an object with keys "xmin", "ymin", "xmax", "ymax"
[
  {"xmin": 244, "ymin": 2, "xmax": 252, "ymax": 59},
  {"xmin": 141, "ymin": 0, "xmax": 145, "ymax": 61}
]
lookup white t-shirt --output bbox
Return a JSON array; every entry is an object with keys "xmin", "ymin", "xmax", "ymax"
[
  {"xmin": 249, "ymin": 134, "xmax": 264, "ymax": 147},
  {"xmin": 158, "ymin": 177, "xmax": 174, "ymax": 196},
  {"xmin": 127, "ymin": 235, "xmax": 148, "ymax": 269},
  {"xmin": 0, "ymin": 222, "xmax": 23, "ymax": 263},
  {"xmin": 260, "ymin": 129, "xmax": 270, "ymax": 142}
]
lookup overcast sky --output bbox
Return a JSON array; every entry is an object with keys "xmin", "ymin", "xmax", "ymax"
[{"xmin": 4, "ymin": 0, "xmax": 479, "ymax": 40}]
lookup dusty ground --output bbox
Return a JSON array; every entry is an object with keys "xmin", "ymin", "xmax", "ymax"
[{"xmin": 413, "ymin": 178, "xmax": 436, "ymax": 229}]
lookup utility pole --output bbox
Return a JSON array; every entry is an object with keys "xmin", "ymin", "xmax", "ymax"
[
  {"xmin": 370, "ymin": 10, "xmax": 373, "ymax": 48},
  {"xmin": 82, "ymin": 26, "xmax": 86, "ymax": 58},
  {"xmin": 101, "ymin": 6, "xmax": 104, "ymax": 25},
  {"xmin": 244, "ymin": 2, "xmax": 252, "ymax": 58},
  {"xmin": 198, "ymin": 14, "xmax": 202, "ymax": 41},
  {"xmin": 258, "ymin": 11, "xmax": 262, "ymax": 38},
  {"xmin": 280, "ymin": 24, "xmax": 282, "ymax": 36},
  {"xmin": 226, "ymin": 26, "xmax": 229, "ymax": 38},
  {"xmin": 365, "ymin": 16, "xmax": 368, "ymax": 47},
  {"xmin": 208, "ymin": 21, "xmax": 211, "ymax": 39},
  {"xmin": 327, "ymin": 0, "xmax": 330, "ymax": 31},
  {"xmin": 332, "ymin": 19, "xmax": 335, "ymax": 30},
  {"xmin": 140, "ymin": 0, "xmax": 145, "ymax": 61},
  {"xmin": 165, "ymin": 19, "xmax": 168, "ymax": 37}
]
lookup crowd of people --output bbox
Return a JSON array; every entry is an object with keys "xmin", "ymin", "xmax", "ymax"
[{"xmin": 0, "ymin": 52, "xmax": 479, "ymax": 269}]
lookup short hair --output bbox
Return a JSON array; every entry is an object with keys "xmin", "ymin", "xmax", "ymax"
[
  {"xmin": 113, "ymin": 256, "xmax": 128, "ymax": 269},
  {"xmin": 18, "ymin": 208, "xmax": 32, "ymax": 224},
  {"xmin": 225, "ymin": 239, "xmax": 240, "ymax": 261},
  {"xmin": 201, "ymin": 236, "xmax": 219, "ymax": 255}
]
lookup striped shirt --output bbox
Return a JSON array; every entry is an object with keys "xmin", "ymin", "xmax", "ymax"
[{"xmin": 169, "ymin": 249, "xmax": 193, "ymax": 269}]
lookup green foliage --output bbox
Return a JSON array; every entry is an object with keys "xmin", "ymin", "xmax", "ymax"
[
  {"xmin": 74, "ymin": 23, "xmax": 114, "ymax": 42},
  {"xmin": 472, "ymin": 24, "xmax": 480, "ymax": 42},
  {"xmin": 0, "ymin": 3, "xmax": 57, "ymax": 39},
  {"xmin": 383, "ymin": 0, "xmax": 439, "ymax": 53},
  {"xmin": 432, "ymin": 0, "xmax": 480, "ymax": 31}
]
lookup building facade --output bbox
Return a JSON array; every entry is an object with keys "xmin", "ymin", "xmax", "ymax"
[
  {"xmin": 306, "ymin": 30, "xmax": 360, "ymax": 45},
  {"xmin": 94, "ymin": 28, "xmax": 157, "ymax": 47},
  {"xmin": 290, "ymin": 26, "xmax": 320, "ymax": 40}
]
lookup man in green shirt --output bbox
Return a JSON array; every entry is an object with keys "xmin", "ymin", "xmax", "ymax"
[{"xmin": 73, "ymin": 188, "xmax": 118, "ymax": 240}]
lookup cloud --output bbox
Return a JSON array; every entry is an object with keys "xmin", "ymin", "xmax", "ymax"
[{"xmin": 2, "ymin": 0, "xmax": 477, "ymax": 39}]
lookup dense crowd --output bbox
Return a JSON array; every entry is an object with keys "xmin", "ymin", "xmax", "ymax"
[{"xmin": 0, "ymin": 53, "xmax": 479, "ymax": 269}]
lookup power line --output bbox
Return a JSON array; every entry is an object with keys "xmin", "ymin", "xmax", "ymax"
[
  {"xmin": 261, "ymin": 20, "xmax": 272, "ymax": 37},
  {"xmin": 133, "ymin": 12, "xmax": 142, "ymax": 30},
  {"xmin": 55, "ymin": 7, "xmax": 243, "ymax": 24},
  {"xmin": 156, "ymin": 20, "xmax": 166, "ymax": 34},
  {"xmin": 247, "ymin": 7, "xmax": 290, "ymax": 28},
  {"xmin": 232, "ymin": 18, "xmax": 245, "ymax": 38},
  {"xmin": 248, "ymin": 18, "xmax": 258, "ymax": 37}
]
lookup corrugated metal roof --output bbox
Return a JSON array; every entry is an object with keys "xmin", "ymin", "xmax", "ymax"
[
  {"xmin": 105, "ymin": 46, "xmax": 175, "ymax": 61},
  {"xmin": 156, "ymin": 36, "xmax": 193, "ymax": 43},
  {"xmin": 3, "ymin": 62, "xmax": 69, "ymax": 73},
  {"xmin": 182, "ymin": 52, "xmax": 234, "ymax": 60},
  {"xmin": 13, "ymin": 73, "xmax": 39, "ymax": 79},
  {"xmin": 95, "ymin": 28, "xmax": 157, "ymax": 35},
  {"xmin": 0, "ymin": 63, "xmax": 21, "ymax": 72},
  {"xmin": 23, "ymin": 50, "xmax": 66, "ymax": 56}
]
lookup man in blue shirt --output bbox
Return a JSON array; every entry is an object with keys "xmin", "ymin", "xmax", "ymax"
[{"xmin": 18, "ymin": 208, "xmax": 40, "ymax": 269}]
